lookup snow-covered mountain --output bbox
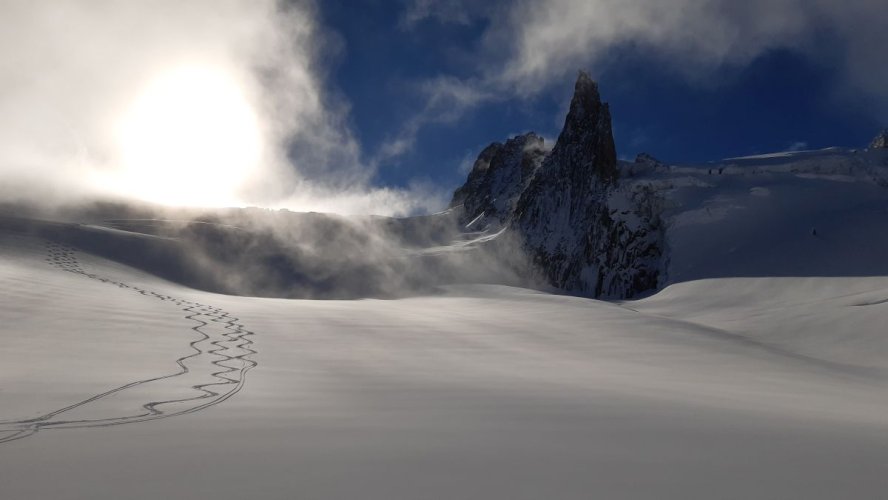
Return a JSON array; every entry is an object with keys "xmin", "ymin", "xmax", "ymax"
[
  {"xmin": 3, "ymin": 73, "xmax": 888, "ymax": 500},
  {"xmin": 3, "ymin": 74, "xmax": 886, "ymax": 303},
  {"xmin": 449, "ymin": 72, "xmax": 888, "ymax": 299}
]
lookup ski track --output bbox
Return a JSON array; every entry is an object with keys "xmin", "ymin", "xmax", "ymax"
[{"xmin": 0, "ymin": 242, "xmax": 258, "ymax": 444}]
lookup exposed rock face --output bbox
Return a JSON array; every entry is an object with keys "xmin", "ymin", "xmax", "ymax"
[
  {"xmin": 871, "ymin": 129, "xmax": 888, "ymax": 149},
  {"xmin": 511, "ymin": 72, "xmax": 661, "ymax": 298},
  {"xmin": 623, "ymin": 152, "xmax": 666, "ymax": 178},
  {"xmin": 450, "ymin": 71, "xmax": 665, "ymax": 298},
  {"xmin": 531, "ymin": 71, "xmax": 618, "ymax": 185},
  {"xmin": 450, "ymin": 134, "xmax": 547, "ymax": 228},
  {"xmin": 634, "ymin": 152, "xmax": 662, "ymax": 166},
  {"xmin": 451, "ymin": 143, "xmax": 502, "ymax": 211}
]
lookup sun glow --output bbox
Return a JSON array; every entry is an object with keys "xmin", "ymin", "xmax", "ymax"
[{"xmin": 111, "ymin": 66, "xmax": 261, "ymax": 206}]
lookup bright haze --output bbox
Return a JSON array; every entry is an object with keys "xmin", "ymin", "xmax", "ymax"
[
  {"xmin": 0, "ymin": 0, "xmax": 433, "ymax": 214},
  {"xmin": 1, "ymin": 0, "xmax": 886, "ymax": 213}
]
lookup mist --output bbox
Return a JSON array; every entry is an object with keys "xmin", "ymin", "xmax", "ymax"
[
  {"xmin": 0, "ymin": 200, "xmax": 537, "ymax": 299},
  {"xmin": 0, "ymin": 0, "xmax": 440, "ymax": 216},
  {"xmin": 0, "ymin": 1, "xmax": 488, "ymax": 299}
]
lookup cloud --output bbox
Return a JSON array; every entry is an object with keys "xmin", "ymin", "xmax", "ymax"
[
  {"xmin": 261, "ymin": 177, "xmax": 449, "ymax": 216},
  {"xmin": 0, "ymin": 0, "xmax": 436, "ymax": 216},
  {"xmin": 394, "ymin": 0, "xmax": 888, "ymax": 151},
  {"xmin": 399, "ymin": 0, "xmax": 479, "ymax": 28},
  {"xmin": 494, "ymin": 0, "xmax": 814, "ymax": 95},
  {"xmin": 490, "ymin": 0, "xmax": 888, "ymax": 115},
  {"xmin": 375, "ymin": 75, "xmax": 492, "ymax": 162}
]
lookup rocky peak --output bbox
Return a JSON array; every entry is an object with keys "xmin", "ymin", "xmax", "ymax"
[
  {"xmin": 544, "ymin": 70, "xmax": 618, "ymax": 184},
  {"xmin": 510, "ymin": 72, "xmax": 662, "ymax": 298},
  {"xmin": 449, "ymin": 72, "xmax": 665, "ymax": 299},
  {"xmin": 870, "ymin": 129, "xmax": 888, "ymax": 149},
  {"xmin": 450, "ymin": 132, "xmax": 547, "ymax": 227},
  {"xmin": 514, "ymin": 71, "xmax": 618, "ymax": 225},
  {"xmin": 624, "ymin": 152, "xmax": 665, "ymax": 178},
  {"xmin": 450, "ymin": 142, "xmax": 503, "ymax": 209},
  {"xmin": 634, "ymin": 152, "xmax": 662, "ymax": 165}
]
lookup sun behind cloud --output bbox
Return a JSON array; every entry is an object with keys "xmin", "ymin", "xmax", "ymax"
[{"xmin": 110, "ymin": 65, "xmax": 262, "ymax": 207}]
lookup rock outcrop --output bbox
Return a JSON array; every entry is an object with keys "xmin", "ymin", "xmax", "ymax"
[
  {"xmin": 450, "ymin": 133, "xmax": 547, "ymax": 228},
  {"xmin": 450, "ymin": 71, "xmax": 666, "ymax": 298},
  {"xmin": 870, "ymin": 129, "xmax": 888, "ymax": 149}
]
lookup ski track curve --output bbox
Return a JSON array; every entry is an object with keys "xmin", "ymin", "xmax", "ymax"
[{"xmin": 0, "ymin": 242, "xmax": 258, "ymax": 445}]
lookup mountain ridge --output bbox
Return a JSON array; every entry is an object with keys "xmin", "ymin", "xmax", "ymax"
[
  {"xmin": 451, "ymin": 71, "xmax": 664, "ymax": 298},
  {"xmin": 449, "ymin": 72, "xmax": 888, "ymax": 299}
]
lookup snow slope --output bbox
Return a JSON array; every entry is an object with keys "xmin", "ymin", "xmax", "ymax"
[
  {"xmin": 643, "ymin": 147, "xmax": 888, "ymax": 285},
  {"xmin": 2, "ymin": 220, "xmax": 888, "ymax": 499}
]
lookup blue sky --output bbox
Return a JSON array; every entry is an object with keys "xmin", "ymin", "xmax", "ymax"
[{"xmin": 316, "ymin": 0, "xmax": 885, "ymax": 195}]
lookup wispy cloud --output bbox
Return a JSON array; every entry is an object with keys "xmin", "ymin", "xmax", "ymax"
[
  {"xmin": 375, "ymin": 75, "xmax": 493, "ymax": 162},
  {"xmin": 493, "ymin": 0, "xmax": 813, "ymax": 95},
  {"xmin": 399, "ymin": 0, "xmax": 480, "ymax": 28},
  {"xmin": 392, "ymin": 0, "xmax": 888, "ymax": 155}
]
